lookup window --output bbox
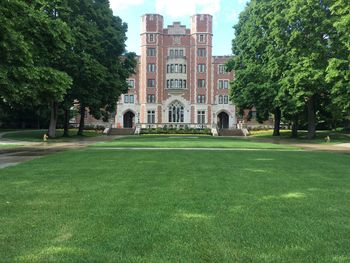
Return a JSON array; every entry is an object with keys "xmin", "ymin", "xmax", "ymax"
[
  {"xmin": 129, "ymin": 95, "xmax": 134, "ymax": 103},
  {"xmin": 199, "ymin": 34, "xmax": 204, "ymax": 42},
  {"xmin": 147, "ymin": 63, "xmax": 156, "ymax": 72},
  {"xmin": 147, "ymin": 48, "xmax": 156, "ymax": 56},
  {"xmin": 170, "ymin": 50, "xmax": 174, "ymax": 57},
  {"xmin": 197, "ymin": 95, "xmax": 205, "ymax": 104},
  {"xmin": 168, "ymin": 101, "xmax": 184, "ymax": 123},
  {"xmin": 219, "ymin": 80, "xmax": 229, "ymax": 89},
  {"xmin": 218, "ymin": 95, "xmax": 223, "ymax": 104},
  {"xmin": 147, "ymin": 110, "xmax": 155, "ymax": 124},
  {"xmin": 147, "ymin": 94, "xmax": 156, "ymax": 103},
  {"xmin": 197, "ymin": 64, "xmax": 206, "ymax": 73},
  {"xmin": 175, "ymin": 49, "xmax": 179, "ymax": 57},
  {"xmin": 179, "ymin": 50, "xmax": 184, "ymax": 57},
  {"xmin": 147, "ymin": 79, "xmax": 156, "ymax": 87},
  {"xmin": 175, "ymin": 64, "xmax": 178, "ymax": 73},
  {"xmin": 124, "ymin": 94, "xmax": 129, "ymax": 103},
  {"xmin": 183, "ymin": 65, "xmax": 186, "ymax": 73},
  {"xmin": 223, "ymin": 95, "xmax": 229, "ymax": 104},
  {"xmin": 168, "ymin": 79, "xmax": 186, "ymax": 89},
  {"xmin": 148, "ymin": 34, "xmax": 154, "ymax": 42},
  {"xmin": 197, "ymin": 79, "xmax": 206, "ymax": 88},
  {"xmin": 197, "ymin": 111, "xmax": 205, "ymax": 124},
  {"xmin": 126, "ymin": 79, "xmax": 135, "ymax": 89},
  {"xmin": 198, "ymin": 48, "xmax": 206, "ymax": 57},
  {"xmin": 219, "ymin": 64, "xmax": 227, "ymax": 74}
]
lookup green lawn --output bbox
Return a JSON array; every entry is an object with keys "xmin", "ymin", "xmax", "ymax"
[
  {"xmin": 251, "ymin": 129, "xmax": 350, "ymax": 144},
  {"xmin": 2, "ymin": 129, "xmax": 102, "ymax": 142},
  {"xmin": 1, "ymin": 146, "xmax": 349, "ymax": 262},
  {"xmin": 92, "ymin": 135, "xmax": 297, "ymax": 149}
]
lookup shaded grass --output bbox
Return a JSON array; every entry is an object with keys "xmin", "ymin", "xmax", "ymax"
[
  {"xmin": 251, "ymin": 129, "xmax": 350, "ymax": 144},
  {"xmin": 2, "ymin": 129, "xmax": 102, "ymax": 142},
  {"xmin": 1, "ymin": 148, "xmax": 350, "ymax": 262},
  {"xmin": 92, "ymin": 135, "xmax": 296, "ymax": 149}
]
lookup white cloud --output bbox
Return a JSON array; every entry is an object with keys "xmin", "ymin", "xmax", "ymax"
[
  {"xmin": 109, "ymin": 0, "xmax": 144, "ymax": 12},
  {"xmin": 155, "ymin": 0, "xmax": 221, "ymax": 18}
]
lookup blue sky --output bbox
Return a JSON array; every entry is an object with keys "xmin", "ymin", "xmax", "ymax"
[{"xmin": 109, "ymin": 0, "xmax": 249, "ymax": 56}]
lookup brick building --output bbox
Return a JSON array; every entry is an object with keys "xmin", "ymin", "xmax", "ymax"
[{"xmin": 115, "ymin": 14, "xmax": 236, "ymax": 130}]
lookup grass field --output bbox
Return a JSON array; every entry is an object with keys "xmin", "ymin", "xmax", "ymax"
[
  {"xmin": 93, "ymin": 135, "xmax": 296, "ymax": 149},
  {"xmin": 250, "ymin": 129, "xmax": 350, "ymax": 144},
  {"xmin": 1, "ymin": 137, "xmax": 349, "ymax": 262},
  {"xmin": 2, "ymin": 129, "xmax": 102, "ymax": 142}
]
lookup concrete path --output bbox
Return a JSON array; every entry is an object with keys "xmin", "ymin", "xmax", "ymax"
[{"xmin": 0, "ymin": 131, "xmax": 122, "ymax": 169}]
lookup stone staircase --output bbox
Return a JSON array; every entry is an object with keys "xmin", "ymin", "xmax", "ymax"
[
  {"xmin": 108, "ymin": 128, "xmax": 135, "ymax": 136},
  {"xmin": 218, "ymin": 129, "xmax": 246, "ymax": 136}
]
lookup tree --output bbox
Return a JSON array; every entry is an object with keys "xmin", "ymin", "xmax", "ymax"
[
  {"xmin": 0, "ymin": 0, "xmax": 73, "ymax": 137},
  {"xmin": 229, "ymin": 0, "xmax": 340, "ymax": 139},
  {"xmin": 326, "ymin": 0, "xmax": 350, "ymax": 116},
  {"xmin": 56, "ymin": 0, "xmax": 136, "ymax": 136},
  {"xmin": 227, "ymin": 0, "xmax": 286, "ymax": 136}
]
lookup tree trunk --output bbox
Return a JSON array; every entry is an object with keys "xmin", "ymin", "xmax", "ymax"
[
  {"xmin": 77, "ymin": 104, "xmax": 85, "ymax": 136},
  {"xmin": 273, "ymin": 107, "xmax": 281, "ymax": 136},
  {"xmin": 291, "ymin": 116, "xmax": 298, "ymax": 138},
  {"xmin": 48, "ymin": 101, "xmax": 58, "ymax": 138},
  {"xmin": 63, "ymin": 108, "xmax": 69, "ymax": 137},
  {"xmin": 307, "ymin": 96, "xmax": 316, "ymax": 139}
]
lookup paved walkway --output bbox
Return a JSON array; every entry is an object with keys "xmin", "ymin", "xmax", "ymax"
[{"xmin": 0, "ymin": 131, "xmax": 121, "ymax": 169}]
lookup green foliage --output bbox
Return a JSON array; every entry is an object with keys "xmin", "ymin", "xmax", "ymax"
[
  {"xmin": 59, "ymin": 0, "xmax": 136, "ymax": 124},
  {"xmin": 326, "ymin": 0, "xmax": 350, "ymax": 113},
  {"xmin": 229, "ymin": 0, "xmax": 349, "ymax": 138},
  {"xmin": 0, "ymin": 0, "xmax": 72, "ymax": 106}
]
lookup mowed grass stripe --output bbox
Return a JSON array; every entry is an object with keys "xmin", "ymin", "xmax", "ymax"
[
  {"xmin": 92, "ymin": 136, "xmax": 297, "ymax": 149},
  {"xmin": 1, "ymin": 148, "xmax": 349, "ymax": 262}
]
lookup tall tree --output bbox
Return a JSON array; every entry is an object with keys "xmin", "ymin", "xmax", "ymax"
[
  {"xmin": 278, "ymin": 0, "xmax": 334, "ymax": 139},
  {"xmin": 227, "ymin": 0, "xmax": 286, "ymax": 136},
  {"xmin": 0, "ymin": 0, "xmax": 72, "ymax": 137},
  {"xmin": 326, "ymin": 0, "xmax": 350, "ymax": 115},
  {"xmin": 57, "ymin": 0, "xmax": 136, "ymax": 136}
]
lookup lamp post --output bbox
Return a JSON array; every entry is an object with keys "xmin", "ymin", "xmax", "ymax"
[{"xmin": 137, "ymin": 112, "xmax": 140, "ymax": 124}]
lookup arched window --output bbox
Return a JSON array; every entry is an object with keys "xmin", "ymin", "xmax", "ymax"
[{"xmin": 168, "ymin": 101, "xmax": 184, "ymax": 123}]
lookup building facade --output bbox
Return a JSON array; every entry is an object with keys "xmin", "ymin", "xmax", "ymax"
[{"xmin": 115, "ymin": 14, "xmax": 236, "ymax": 129}]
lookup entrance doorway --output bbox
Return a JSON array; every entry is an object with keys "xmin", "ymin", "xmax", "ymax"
[
  {"xmin": 217, "ymin": 112, "xmax": 229, "ymax": 129},
  {"xmin": 123, "ymin": 111, "xmax": 135, "ymax": 128}
]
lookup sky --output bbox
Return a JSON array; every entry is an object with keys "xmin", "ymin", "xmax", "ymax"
[{"xmin": 109, "ymin": 0, "xmax": 249, "ymax": 56}]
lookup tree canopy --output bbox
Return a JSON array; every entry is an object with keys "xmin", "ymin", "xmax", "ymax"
[
  {"xmin": 228, "ymin": 0, "xmax": 350, "ymax": 138},
  {"xmin": 0, "ymin": 0, "xmax": 136, "ymax": 136}
]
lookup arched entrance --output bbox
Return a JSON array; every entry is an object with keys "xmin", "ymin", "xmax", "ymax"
[
  {"xmin": 123, "ymin": 111, "xmax": 135, "ymax": 128},
  {"xmin": 217, "ymin": 112, "xmax": 229, "ymax": 129}
]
